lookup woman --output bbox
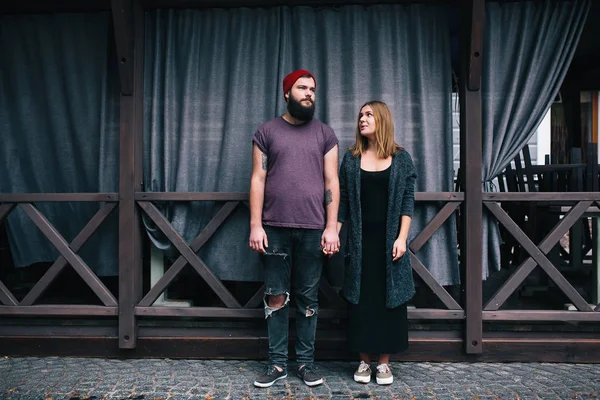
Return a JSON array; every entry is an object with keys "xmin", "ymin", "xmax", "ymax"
[{"xmin": 337, "ymin": 100, "xmax": 417, "ymax": 385}]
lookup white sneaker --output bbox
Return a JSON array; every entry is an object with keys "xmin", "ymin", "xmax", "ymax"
[
  {"xmin": 353, "ymin": 361, "xmax": 371, "ymax": 383},
  {"xmin": 376, "ymin": 363, "xmax": 393, "ymax": 385}
]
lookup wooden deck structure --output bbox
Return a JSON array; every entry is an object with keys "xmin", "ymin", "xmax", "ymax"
[{"xmin": 1, "ymin": 0, "xmax": 599, "ymax": 362}]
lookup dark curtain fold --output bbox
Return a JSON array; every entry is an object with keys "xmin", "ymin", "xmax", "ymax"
[{"xmin": 0, "ymin": 13, "xmax": 120, "ymax": 276}]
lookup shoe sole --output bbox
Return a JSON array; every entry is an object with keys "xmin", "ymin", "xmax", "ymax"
[
  {"xmin": 253, "ymin": 374, "xmax": 287, "ymax": 388},
  {"xmin": 376, "ymin": 376, "xmax": 393, "ymax": 385},
  {"xmin": 303, "ymin": 378, "xmax": 323, "ymax": 387},
  {"xmin": 354, "ymin": 374, "xmax": 371, "ymax": 383}
]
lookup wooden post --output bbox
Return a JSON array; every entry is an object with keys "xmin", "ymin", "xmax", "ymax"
[
  {"xmin": 114, "ymin": 0, "xmax": 144, "ymax": 349},
  {"xmin": 459, "ymin": 0, "xmax": 484, "ymax": 354}
]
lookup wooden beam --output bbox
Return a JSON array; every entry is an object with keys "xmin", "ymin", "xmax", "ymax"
[
  {"xmin": 0, "ymin": 193, "xmax": 117, "ymax": 202},
  {"xmin": 138, "ymin": 201, "xmax": 240, "ymax": 307},
  {"xmin": 410, "ymin": 253, "xmax": 462, "ymax": 310},
  {"xmin": 134, "ymin": 191, "xmax": 463, "ymax": 202},
  {"xmin": 20, "ymin": 203, "xmax": 118, "ymax": 306},
  {"xmin": 138, "ymin": 201, "xmax": 241, "ymax": 307},
  {"xmin": 1, "ymin": 333, "xmax": 599, "ymax": 363},
  {"xmin": 460, "ymin": 0, "xmax": 484, "ymax": 354},
  {"xmin": 485, "ymin": 202, "xmax": 593, "ymax": 311},
  {"xmin": 483, "ymin": 310, "xmax": 600, "ymax": 322},
  {"xmin": 484, "ymin": 201, "xmax": 593, "ymax": 310},
  {"xmin": 0, "ymin": 305, "xmax": 118, "ymax": 316},
  {"xmin": 118, "ymin": 0, "xmax": 144, "ymax": 350},
  {"xmin": 19, "ymin": 203, "xmax": 118, "ymax": 307},
  {"xmin": 111, "ymin": 0, "xmax": 135, "ymax": 95}
]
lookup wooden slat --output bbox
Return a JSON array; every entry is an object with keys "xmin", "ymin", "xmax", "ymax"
[
  {"xmin": 135, "ymin": 192, "xmax": 249, "ymax": 201},
  {"xmin": 20, "ymin": 203, "xmax": 117, "ymax": 306},
  {"xmin": 111, "ymin": 0, "xmax": 134, "ymax": 95},
  {"xmin": 408, "ymin": 309, "xmax": 464, "ymax": 320},
  {"xmin": 19, "ymin": 203, "xmax": 118, "ymax": 307},
  {"xmin": 134, "ymin": 306, "xmax": 465, "ymax": 320},
  {"xmin": 414, "ymin": 192, "xmax": 463, "ymax": 202},
  {"xmin": 484, "ymin": 192, "xmax": 600, "ymax": 202},
  {"xmin": 483, "ymin": 310, "xmax": 600, "ymax": 322},
  {"xmin": 138, "ymin": 201, "xmax": 241, "ymax": 307},
  {"xmin": 459, "ymin": 0, "xmax": 484, "ymax": 355},
  {"xmin": 0, "ymin": 305, "xmax": 118, "ymax": 316},
  {"xmin": 138, "ymin": 201, "xmax": 240, "ymax": 307},
  {"xmin": 0, "ymin": 203, "xmax": 16, "ymax": 222},
  {"xmin": 0, "ymin": 193, "xmax": 118, "ymax": 202},
  {"xmin": 119, "ymin": 94, "xmax": 137, "ymax": 349},
  {"xmin": 134, "ymin": 191, "xmax": 463, "ymax": 202},
  {"xmin": 410, "ymin": 202, "xmax": 460, "ymax": 252},
  {"xmin": 244, "ymin": 283, "xmax": 265, "ymax": 308},
  {"xmin": 0, "ymin": 280, "xmax": 18, "ymax": 306},
  {"xmin": 484, "ymin": 201, "xmax": 592, "ymax": 310},
  {"xmin": 485, "ymin": 202, "xmax": 593, "ymax": 311},
  {"xmin": 410, "ymin": 252, "xmax": 462, "ymax": 310},
  {"xmin": 0, "ymin": 201, "xmax": 19, "ymax": 305}
]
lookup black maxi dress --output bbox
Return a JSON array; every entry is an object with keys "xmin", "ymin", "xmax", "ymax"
[{"xmin": 347, "ymin": 166, "xmax": 409, "ymax": 354}]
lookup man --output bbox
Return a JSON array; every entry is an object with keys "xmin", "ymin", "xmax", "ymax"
[{"xmin": 249, "ymin": 70, "xmax": 340, "ymax": 388}]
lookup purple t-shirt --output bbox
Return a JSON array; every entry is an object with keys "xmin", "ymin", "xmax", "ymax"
[{"xmin": 253, "ymin": 116, "xmax": 338, "ymax": 229}]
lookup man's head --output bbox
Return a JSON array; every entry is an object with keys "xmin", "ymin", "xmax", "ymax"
[{"xmin": 283, "ymin": 69, "xmax": 316, "ymax": 121}]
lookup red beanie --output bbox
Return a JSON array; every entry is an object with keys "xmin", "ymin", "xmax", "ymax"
[{"xmin": 282, "ymin": 69, "xmax": 315, "ymax": 97}]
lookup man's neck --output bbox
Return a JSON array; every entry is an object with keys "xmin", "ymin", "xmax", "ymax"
[{"xmin": 282, "ymin": 111, "xmax": 308, "ymax": 125}]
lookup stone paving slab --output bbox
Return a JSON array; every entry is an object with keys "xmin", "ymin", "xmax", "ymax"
[{"xmin": 0, "ymin": 357, "xmax": 599, "ymax": 400}]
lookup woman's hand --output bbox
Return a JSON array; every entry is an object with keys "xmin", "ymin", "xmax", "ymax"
[{"xmin": 392, "ymin": 238, "xmax": 407, "ymax": 261}]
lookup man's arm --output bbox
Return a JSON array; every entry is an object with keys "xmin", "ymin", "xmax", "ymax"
[
  {"xmin": 249, "ymin": 143, "xmax": 268, "ymax": 253},
  {"xmin": 321, "ymin": 145, "xmax": 340, "ymax": 254}
]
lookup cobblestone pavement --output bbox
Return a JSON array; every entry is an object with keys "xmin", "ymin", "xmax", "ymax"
[{"xmin": 1, "ymin": 357, "xmax": 599, "ymax": 400}]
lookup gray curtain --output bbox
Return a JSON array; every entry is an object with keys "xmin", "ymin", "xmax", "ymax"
[
  {"xmin": 481, "ymin": 0, "xmax": 590, "ymax": 278},
  {"xmin": 144, "ymin": 4, "xmax": 460, "ymax": 285},
  {"xmin": 0, "ymin": 13, "xmax": 120, "ymax": 276}
]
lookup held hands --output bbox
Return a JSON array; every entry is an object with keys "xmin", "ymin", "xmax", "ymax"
[
  {"xmin": 392, "ymin": 238, "xmax": 407, "ymax": 261},
  {"xmin": 249, "ymin": 225, "xmax": 268, "ymax": 253},
  {"xmin": 321, "ymin": 227, "xmax": 340, "ymax": 256}
]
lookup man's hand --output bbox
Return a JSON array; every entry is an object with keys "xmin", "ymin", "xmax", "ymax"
[
  {"xmin": 392, "ymin": 238, "xmax": 407, "ymax": 261},
  {"xmin": 249, "ymin": 225, "xmax": 268, "ymax": 253},
  {"xmin": 321, "ymin": 227, "xmax": 340, "ymax": 255}
]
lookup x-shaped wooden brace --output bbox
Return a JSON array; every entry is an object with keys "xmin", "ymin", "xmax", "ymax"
[
  {"xmin": 0, "ymin": 204, "xmax": 18, "ymax": 305},
  {"xmin": 484, "ymin": 200, "xmax": 596, "ymax": 312},
  {"xmin": 0, "ymin": 203, "xmax": 118, "ymax": 307},
  {"xmin": 138, "ymin": 201, "xmax": 241, "ymax": 307},
  {"xmin": 408, "ymin": 202, "xmax": 463, "ymax": 310}
]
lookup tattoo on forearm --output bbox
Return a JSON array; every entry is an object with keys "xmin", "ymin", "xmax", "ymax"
[
  {"xmin": 261, "ymin": 153, "xmax": 267, "ymax": 171},
  {"xmin": 324, "ymin": 189, "xmax": 332, "ymax": 206}
]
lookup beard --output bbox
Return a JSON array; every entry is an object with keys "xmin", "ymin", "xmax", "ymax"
[{"xmin": 287, "ymin": 95, "xmax": 315, "ymax": 121}]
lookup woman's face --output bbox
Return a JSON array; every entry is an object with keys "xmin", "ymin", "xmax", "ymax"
[{"xmin": 358, "ymin": 105, "xmax": 376, "ymax": 138}]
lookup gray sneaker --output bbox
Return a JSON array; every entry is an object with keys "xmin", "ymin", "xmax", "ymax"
[
  {"xmin": 376, "ymin": 363, "xmax": 393, "ymax": 385},
  {"xmin": 297, "ymin": 364, "xmax": 323, "ymax": 387},
  {"xmin": 353, "ymin": 361, "xmax": 371, "ymax": 383},
  {"xmin": 253, "ymin": 365, "xmax": 287, "ymax": 388}
]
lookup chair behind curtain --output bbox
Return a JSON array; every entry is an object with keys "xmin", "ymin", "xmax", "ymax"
[{"xmin": 480, "ymin": 0, "xmax": 590, "ymax": 279}]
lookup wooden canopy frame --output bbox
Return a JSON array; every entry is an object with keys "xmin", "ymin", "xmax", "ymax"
[{"xmin": 0, "ymin": 0, "xmax": 599, "ymax": 362}]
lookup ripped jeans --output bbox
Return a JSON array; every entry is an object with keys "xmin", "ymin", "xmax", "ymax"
[{"xmin": 262, "ymin": 225, "xmax": 324, "ymax": 369}]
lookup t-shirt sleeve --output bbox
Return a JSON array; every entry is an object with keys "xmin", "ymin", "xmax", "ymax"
[
  {"xmin": 252, "ymin": 126, "xmax": 268, "ymax": 154},
  {"xmin": 323, "ymin": 125, "xmax": 339, "ymax": 155}
]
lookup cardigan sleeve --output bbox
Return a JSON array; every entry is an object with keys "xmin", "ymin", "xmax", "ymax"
[
  {"xmin": 400, "ymin": 151, "xmax": 417, "ymax": 217},
  {"xmin": 338, "ymin": 151, "xmax": 350, "ymax": 223}
]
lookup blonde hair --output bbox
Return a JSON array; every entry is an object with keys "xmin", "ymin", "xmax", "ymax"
[{"xmin": 350, "ymin": 100, "xmax": 402, "ymax": 158}]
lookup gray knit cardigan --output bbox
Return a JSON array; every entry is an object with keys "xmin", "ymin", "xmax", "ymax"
[{"xmin": 338, "ymin": 149, "xmax": 417, "ymax": 308}]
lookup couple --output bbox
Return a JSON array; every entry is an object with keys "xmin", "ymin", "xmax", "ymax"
[{"xmin": 249, "ymin": 70, "xmax": 417, "ymax": 388}]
